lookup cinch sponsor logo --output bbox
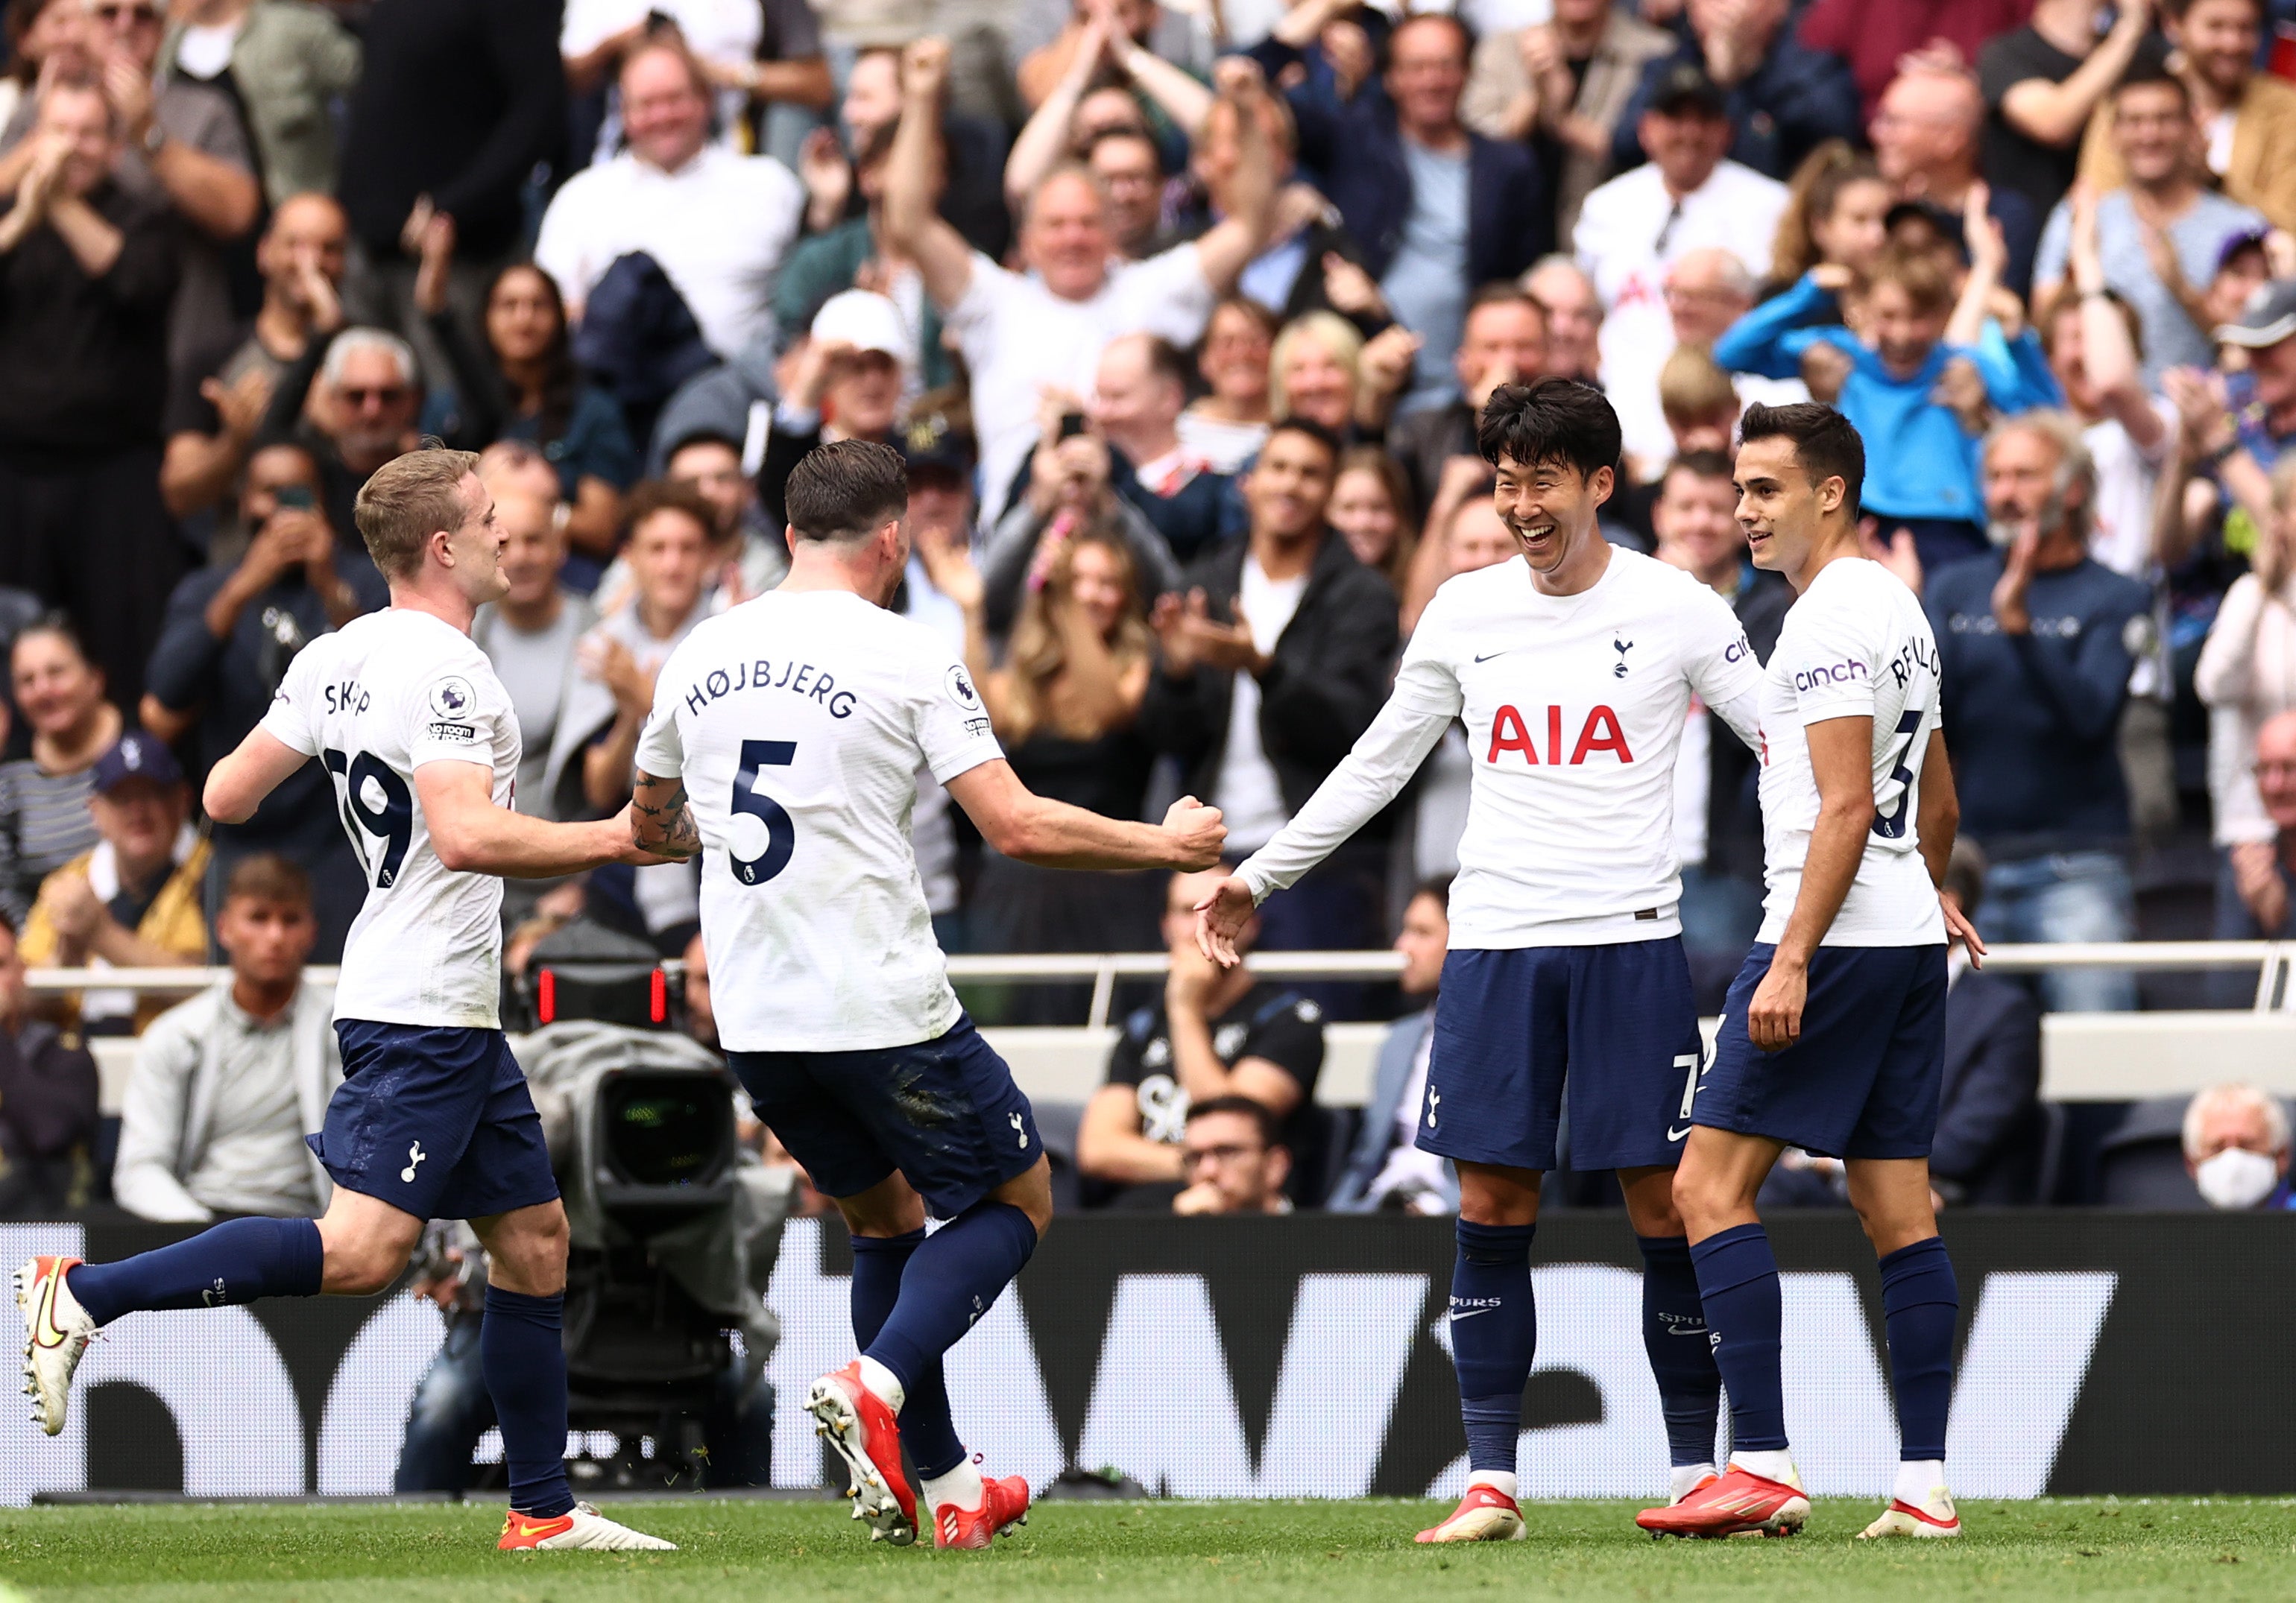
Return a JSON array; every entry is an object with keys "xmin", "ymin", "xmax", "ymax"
[
  {"xmin": 1486, "ymin": 704, "xmax": 1634, "ymax": 765},
  {"xmin": 1794, "ymin": 660, "xmax": 1867, "ymax": 693}
]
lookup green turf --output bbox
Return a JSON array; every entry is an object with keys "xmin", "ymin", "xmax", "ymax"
[{"xmin": 1, "ymin": 1497, "xmax": 2291, "ymax": 1602}]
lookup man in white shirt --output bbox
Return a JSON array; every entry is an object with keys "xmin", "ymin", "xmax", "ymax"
[
  {"xmin": 628, "ymin": 439, "xmax": 1224, "ymax": 1552},
  {"xmin": 19, "ymin": 448, "xmax": 671, "ymax": 1553},
  {"xmin": 1575, "ymin": 61, "xmax": 1788, "ymax": 453},
  {"xmin": 536, "ymin": 37, "xmax": 804, "ymax": 359},
  {"xmin": 1644, "ymin": 401, "xmax": 1980, "ymax": 1544},
  {"xmin": 1196, "ymin": 379, "xmax": 1764, "ymax": 1544},
  {"xmin": 882, "ymin": 37, "xmax": 1278, "ymax": 523}
]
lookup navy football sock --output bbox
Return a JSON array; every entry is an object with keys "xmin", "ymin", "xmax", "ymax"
[
  {"xmin": 850, "ymin": 1228, "xmax": 965, "ymax": 1479},
  {"xmin": 1450, "ymin": 1218, "xmax": 1537, "ymax": 1476},
  {"xmin": 1637, "ymin": 1234, "xmax": 1723, "ymax": 1467},
  {"xmin": 482, "ymin": 1286, "xmax": 575, "ymax": 1519},
  {"xmin": 1691, "ymin": 1223, "xmax": 1788, "ymax": 1455},
  {"xmin": 1878, "ymin": 1236, "xmax": 1959, "ymax": 1463},
  {"xmin": 861, "ymin": 1199, "xmax": 1036, "ymax": 1473},
  {"xmin": 65, "ymin": 1217, "xmax": 323, "ymax": 1327}
]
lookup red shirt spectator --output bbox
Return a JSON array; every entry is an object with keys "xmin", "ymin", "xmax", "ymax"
[{"xmin": 1800, "ymin": 0, "xmax": 2034, "ymax": 118}]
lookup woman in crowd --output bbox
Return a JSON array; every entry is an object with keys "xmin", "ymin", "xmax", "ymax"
[
  {"xmin": 416, "ymin": 229, "xmax": 637, "ymax": 578},
  {"xmin": 2198, "ymin": 455, "xmax": 2296, "ymax": 939},
  {"xmin": 1767, "ymin": 141, "xmax": 1893, "ymax": 295},
  {"xmin": 920, "ymin": 516, "xmax": 1158, "ymax": 1011},
  {"xmin": 1328, "ymin": 446, "xmax": 1418, "ymax": 592},
  {"xmin": 1179, "ymin": 297, "xmax": 1276, "ymax": 473},
  {"xmin": 0, "ymin": 620, "xmax": 120, "ymax": 926},
  {"xmin": 0, "ymin": 0, "xmax": 82, "ymax": 130},
  {"xmin": 1269, "ymin": 311, "xmax": 1416, "ymax": 442}
]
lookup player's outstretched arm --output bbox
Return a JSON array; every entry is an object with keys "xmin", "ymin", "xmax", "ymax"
[
  {"xmin": 204, "ymin": 726, "xmax": 313, "ymax": 824},
  {"xmin": 1749, "ymin": 715, "xmax": 1873, "ymax": 1052},
  {"xmin": 1915, "ymin": 729, "xmax": 1985, "ymax": 963},
  {"xmin": 631, "ymin": 768, "xmax": 701, "ymax": 861},
  {"xmin": 415, "ymin": 761, "xmax": 670, "ymax": 879},
  {"xmin": 946, "ymin": 759, "xmax": 1226, "ymax": 871}
]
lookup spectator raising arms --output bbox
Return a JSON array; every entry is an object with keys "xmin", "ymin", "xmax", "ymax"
[
  {"xmin": 1979, "ymin": 0, "xmax": 2156, "ymax": 227},
  {"xmin": 0, "ymin": 619, "xmax": 120, "ymax": 926}
]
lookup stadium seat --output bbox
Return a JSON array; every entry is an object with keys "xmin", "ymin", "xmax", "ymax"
[
  {"xmin": 2096, "ymin": 1097, "xmax": 2208, "ymax": 1209},
  {"xmin": 1031, "ymin": 1100, "xmax": 1085, "ymax": 1214}
]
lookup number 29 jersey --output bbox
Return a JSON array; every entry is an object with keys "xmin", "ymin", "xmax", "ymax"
[
  {"xmin": 635, "ymin": 589, "xmax": 1005, "ymax": 1054},
  {"xmin": 1756, "ymin": 558, "xmax": 1945, "ymax": 947},
  {"xmin": 261, "ymin": 608, "xmax": 520, "ymax": 1027}
]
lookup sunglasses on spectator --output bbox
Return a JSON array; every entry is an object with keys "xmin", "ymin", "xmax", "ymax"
[{"xmin": 340, "ymin": 385, "xmax": 409, "ymax": 407}]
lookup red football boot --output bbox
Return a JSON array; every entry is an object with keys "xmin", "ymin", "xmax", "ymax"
[
  {"xmin": 1636, "ymin": 1463, "xmax": 1809, "ymax": 1539},
  {"xmin": 807, "ymin": 1360, "xmax": 918, "ymax": 1546},
  {"xmin": 933, "ymin": 1473, "xmax": 1032, "ymax": 1550}
]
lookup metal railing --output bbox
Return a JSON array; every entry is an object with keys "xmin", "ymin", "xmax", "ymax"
[{"xmin": 25, "ymin": 940, "xmax": 2296, "ymax": 1029}]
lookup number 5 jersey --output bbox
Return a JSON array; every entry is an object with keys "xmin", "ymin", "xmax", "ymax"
[
  {"xmin": 635, "ymin": 588, "xmax": 1005, "ymax": 1052},
  {"xmin": 1755, "ymin": 557, "xmax": 1946, "ymax": 947},
  {"xmin": 261, "ymin": 607, "xmax": 520, "ymax": 1028}
]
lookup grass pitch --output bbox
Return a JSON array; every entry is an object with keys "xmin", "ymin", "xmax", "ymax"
[{"xmin": 1, "ymin": 1497, "xmax": 2291, "ymax": 1602}]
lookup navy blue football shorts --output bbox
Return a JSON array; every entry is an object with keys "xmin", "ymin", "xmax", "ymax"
[
  {"xmin": 313, "ymin": 1021, "xmax": 561, "ymax": 1221},
  {"xmin": 727, "ymin": 1014, "xmax": 1041, "ymax": 1219},
  {"xmin": 1694, "ymin": 941, "xmax": 1949, "ymax": 1160},
  {"xmin": 1419, "ymin": 940, "xmax": 1704, "ymax": 1174}
]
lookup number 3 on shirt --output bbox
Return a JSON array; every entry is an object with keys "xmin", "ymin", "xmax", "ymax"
[
  {"xmin": 730, "ymin": 739, "xmax": 798, "ymax": 885},
  {"xmin": 322, "ymin": 748, "xmax": 413, "ymax": 888},
  {"xmin": 1871, "ymin": 709, "xmax": 1923, "ymax": 840}
]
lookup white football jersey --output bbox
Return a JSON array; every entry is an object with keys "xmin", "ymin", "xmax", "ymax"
[
  {"xmin": 1242, "ymin": 548, "xmax": 1761, "ymax": 947},
  {"xmin": 634, "ymin": 589, "xmax": 1005, "ymax": 1052},
  {"xmin": 1756, "ymin": 557, "xmax": 1946, "ymax": 946},
  {"xmin": 261, "ymin": 609, "xmax": 519, "ymax": 1028}
]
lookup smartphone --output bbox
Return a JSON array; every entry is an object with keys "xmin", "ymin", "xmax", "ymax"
[
  {"xmin": 1057, "ymin": 411, "xmax": 1089, "ymax": 440},
  {"xmin": 274, "ymin": 484, "xmax": 315, "ymax": 511}
]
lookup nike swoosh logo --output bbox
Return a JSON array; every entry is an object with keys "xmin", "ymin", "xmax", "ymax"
[
  {"xmin": 1472, "ymin": 650, "xmax": 1516, "ymax": 663},
  {"xmin": 31, "ymin": 1270, "xmax": 65, "ymax": 1349},
  {"xmin": 1668, "ymin": 1125, "xmax": 1693, "ymax": 1142},
  {"xmin": 1448, "ymin": 1306, "xmax": 1498, "ymax": 1321}
]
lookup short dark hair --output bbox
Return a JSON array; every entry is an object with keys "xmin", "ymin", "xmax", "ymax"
[
  {"xmin": 2116, "ymin": 61, "xmax": 2190, "ymax": 112},
  {"xmin": 1262, "ymin": 414, "xmax": 1342, "ymax": 465},
  {"xmin": 1738, "ymin": 402, "xmax": 1865, "ymax": 512},
  {"xmin": 620, "ymin": 478, "xmax": 719, "ymax": 544},
  {"xmin": 1467, "ymin": 280, "xmax": 1544, "ymax": 320},
  {"xmin": 1477, "ymin": 377, "xmax": 1622, "ymax": 481},
  {"xmin": 224, "ymin": 853, "xmax": 313, "ymax": 911},
  {"xmin": 1140, "ymin": 333, "xmax": 1194, "ymax": 394},
  {"xmin": 1662, "ymin": 448, "xmax": 1736, "ymax": 491},
  {"xmin": 784, "ymin": 438, "xmax": 908, "ymax": 543},
  {"xmin": 1410, "ymin": 876, "xmax": 1451, "ymax": 912},
  {"xmin": 664, "ymin": 429, "xmax": 744, "ymax": 466},
  {"xmin": 1185, "ymin": 1093, "xmax": 1281, "ymax": 1148}
]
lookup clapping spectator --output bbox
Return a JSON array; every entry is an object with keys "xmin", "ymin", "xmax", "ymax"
[
  {"xmin": 111, "ymin": 853, "xmax": 341, "ymax": 1221},
  {"xmin": 141, "ymin": 440, "xmax": 379, "ymax": 959},
  {"xmin": 417, "ymin": 230, "xmax": 637, "ymax": 566},
  {"xmin": 1328, "ymin": 879, "xmax": 1454, "ymax": 1213},
  {"xmin": 536, "ymin": 35, "xmax": 804, "ymax": 364},
  {"xmin": 2035, "ymin": 70, "xmax": 2268, "ymax": 387},
  {"xmin": 572, "ymin": 483, "xmax": 714, "ymax": 817},
  {"xmin": 888, "ymin": 38, "xmax": 1278, "ymax": 526},
  {"xmin": 1077, "ymin": 866, "xmax": 1325, "ymax": 1210},
  {"xmin": 0, "ymin": 619, "xmax": 117, "ymax": 925},
  {"xmin": 1387, "ymin": 285, "xmax": 1546, "ymax": 521},
  {"xmin": 561, "ymin": 0, "xmax": 830, "ymax": 170},
  {"xmin": 1017, "ymin": 0, "xmax": 1208, "ymax": 113},
  {"xmin": 0, "ymin": 78, "xmax": 182, "ymax": 707},
  {"xmin": 0, "ymin": 0, "xmax": 259, "ymax": 377},
  {"xmin": 1270, "ymin": 309, "xmax": 1418, "ymax": 440},
  {"xmin": 775, "ymin": 125, "xmax": 953, "ymax": 391},
  {"xmin": 1139, "ymin": 418, "xmax": 1397, "ymax": 955},
  {"xmin": 338, "ymin": 0, "xmax": 564, "ymax": 385},
  {"xmin": 920, "ymin": 514, "xmax": 1158, "ymax": 979},
  {"xmin": 20, "ymin": 731, "xmax": 208, "ymax": 1036},
  {"xmin": 1575, "ymin": 62, "xmax": 1788, "ymax": 443},
  {"xmin": 1981, "ymin": 0, "xmax": 2156, "ymax": 225},
  {"xmin": 1006, "ymin": 0, "xmax": 1212, "ymax": 226},
  {"xmin": 2078, "ymin": 0, "xmax": 2296, "ymax": 233},
  {"xmin": 0, "ymin": 1, "xmax": 86, "ymax": 133},
  {"xmin": 2183, "ymin": 1081, "xmax": 2295, "ymax": 1209},
  {"xmin": 1927, "ymin": 413, "xmax": 2153, "ymax": 1012},
  {"xmin": 1615, "ymin": 0, "xmax": 1862, "ymax": 182},
  {"xmin": 1253, "ymin": 8, "xmax": 1548, "ymax": 408},
  {"xmin": 158, "ymin": 0, "xmax": 364, "ymax": 207},
  {"xmin": 1463, "ymin": 0, "xmax": 1674, "ymax": 245},
  {"xmin": 0, "ymin": 908, "xmax": 97, "ymax": 1216},
  {"xmin": 161, "ymin": 192, "xmax": 350, "ymax": 522}
]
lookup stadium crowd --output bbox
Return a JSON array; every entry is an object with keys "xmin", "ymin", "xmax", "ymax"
[{"xmin": 2, "ymin": 0, "xmax": 2296, "ymax": 1219}]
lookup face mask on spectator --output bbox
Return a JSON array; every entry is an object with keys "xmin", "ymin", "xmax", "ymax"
[{"xmin": 2195, "ymin": 1146, "xmax": 2280, "ymax": 1210}]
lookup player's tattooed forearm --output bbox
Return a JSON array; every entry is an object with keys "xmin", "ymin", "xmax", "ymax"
[{"xmin": 633, "ymin": 772, "xmax": 702, "ymax": 859}]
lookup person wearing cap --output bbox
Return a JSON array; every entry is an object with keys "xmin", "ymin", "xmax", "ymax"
[
  {"xmin": 533, "ymin": 34, "xmax": 805, "ymax": 361},
  {"xmin": 756, "ymin": 289, "xmax": 913, "ymax": 532},
  {"xmin": 2075, "ymin": 0, "xmax": 2296, "ymax": 235},
  {"xmin": 1612, "ymin": 0, "xmax": 1861, "ymax": 182},
  {"xmin": 2035, "ymin": 68, "xmax": 2268, "ymax": 388},
  {"xmin": 1574, "ymin": 59, "xmax": 1789, "ymax": 449},
  {"xmin": 19, "ymin": 732, "xmax": 210, "ymax": 1037}
]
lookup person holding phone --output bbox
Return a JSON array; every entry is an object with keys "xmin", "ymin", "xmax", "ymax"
[{"xmin": 140, "ymin": 440, "xmax": 388, "ymax": 962}]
